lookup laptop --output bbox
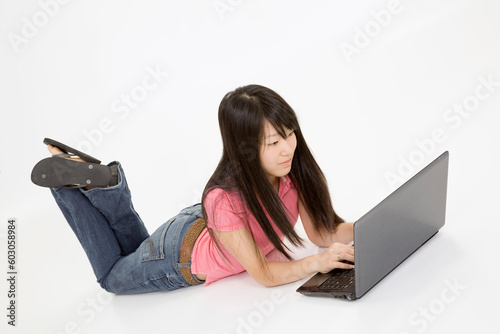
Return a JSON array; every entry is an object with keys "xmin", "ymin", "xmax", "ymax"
[{"xmin": 297, "ymin": 151, "xmax": 449, "ymax": 300}]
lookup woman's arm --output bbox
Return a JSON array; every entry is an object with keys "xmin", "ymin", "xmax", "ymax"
[
  {"xmin": 214, "ymin": 227, "xmax": 354, "ymax": 287},
  {"xmin": 298, "ymin": 198, "xmax": 353, "ymax": 247}
]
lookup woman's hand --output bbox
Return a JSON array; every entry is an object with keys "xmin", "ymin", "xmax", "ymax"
[{"xmin": 312, "ymin": 242, "xmax": 355, "ymax": 274}]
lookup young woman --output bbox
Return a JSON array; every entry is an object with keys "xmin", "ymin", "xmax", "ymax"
[{"xmin": 31, "ymin": 84, "xmax": 354, "ymax": 294}]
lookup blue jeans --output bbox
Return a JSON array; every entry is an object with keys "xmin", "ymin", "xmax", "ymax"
[{"xmin": 50, "ymin": 162, "xmax": 204, "ymax": 294}]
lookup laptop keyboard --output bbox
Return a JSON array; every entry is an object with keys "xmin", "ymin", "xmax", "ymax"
[{"xmin": 319, "ymin": 269, "xmax": 355, "ymax": 290}]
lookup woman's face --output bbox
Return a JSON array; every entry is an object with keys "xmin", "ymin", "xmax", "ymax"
[{"xmin": 260, "ymin": 121, "xmax": 297, "ymax": 184}]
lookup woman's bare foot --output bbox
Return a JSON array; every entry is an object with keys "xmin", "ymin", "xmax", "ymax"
[{"xmin": 47, "ymin": 144, "xmax": 86, "ymax": 162}]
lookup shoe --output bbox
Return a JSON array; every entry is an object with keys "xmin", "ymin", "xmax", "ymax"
[
  {"xmin": 31, "ymin": 139, "xmax": 116, "ymax": 188},
  {"xmin": 43, "ymin": 138, "xmax": 101, "ymax": 164}
]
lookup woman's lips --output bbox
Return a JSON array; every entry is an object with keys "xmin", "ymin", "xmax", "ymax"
[{"xmin": 279, "ymin": 158, "xmax": 292, "ymax": 166}]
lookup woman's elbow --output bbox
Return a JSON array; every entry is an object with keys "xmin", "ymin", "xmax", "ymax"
[
  {"xmin": 257, "ymin": 280, "xmax": 276, "ymax": 288},
  {"xmin": 253, "ymin": 275, "xmax": 278, "ymax": 287},
  {"xmin": 250, "ymin": 270, "xmax": 280, "ymax": 287}
]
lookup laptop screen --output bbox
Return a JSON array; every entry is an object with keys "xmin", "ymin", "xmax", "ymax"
[{"xmin": 354, "ymin": 152, "xmax": 449, "ymax": 298}]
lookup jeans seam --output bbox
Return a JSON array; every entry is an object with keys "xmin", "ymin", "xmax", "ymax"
[
  {"xmin": 104, "ymin": 272, "xmax": 180, "ymax": 294},
  {"xmin": 171, "ymin": 217, "xmax": 183, "ymax": 275},
  {"xmin": 109, "ymin": 281, "xmax": 149, "ymax": 294},
  {"xmin": 159, "ymin": 219, "xmax": 169, "ymax": 259}
]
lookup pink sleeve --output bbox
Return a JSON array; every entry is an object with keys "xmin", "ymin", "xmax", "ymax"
[{"xmin": 204, "ymin": 188, "xmax": 246, "ymax": 231}]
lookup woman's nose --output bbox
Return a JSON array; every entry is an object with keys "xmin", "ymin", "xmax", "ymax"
[{"xmin": 281, "ymin": 140, "xmax": 293, "ymax": 155}]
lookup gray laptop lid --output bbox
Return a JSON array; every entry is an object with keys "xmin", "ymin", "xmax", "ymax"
[{"xmin": 354, "ymin": 151, "xmax": 449, "ymax": 298}]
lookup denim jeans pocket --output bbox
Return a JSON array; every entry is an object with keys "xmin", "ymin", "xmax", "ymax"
[
  {"xmin": 137, "ymin": 218, "xmax": 190, "ymax": 291},
  {"xmin": 140, "ymin": 219, "xmax": 171, "ymax": 262}
]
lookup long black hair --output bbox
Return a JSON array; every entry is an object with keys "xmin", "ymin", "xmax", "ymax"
[{"xmin": 201, "ymin": 84, "xmax": 344, "ymax": 262}]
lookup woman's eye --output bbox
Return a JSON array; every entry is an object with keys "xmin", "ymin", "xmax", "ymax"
[{"xmin": 269, "ymin": 141, "xmax": 278, "ymax": 146}]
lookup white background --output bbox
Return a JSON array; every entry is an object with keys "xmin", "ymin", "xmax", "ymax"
[{"xmin": 1, "ymin": 0, "xmax": 499, "ymax": 333}]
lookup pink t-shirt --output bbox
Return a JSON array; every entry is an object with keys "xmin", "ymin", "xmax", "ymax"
[{"xmin": 191, "ymin": 175, "xmax": 299, "ymax": 286}]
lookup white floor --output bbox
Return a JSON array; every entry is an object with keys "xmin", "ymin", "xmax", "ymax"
[{"xmin": 1, "ymin": 1, "xmax": 500, "ymax": 333}]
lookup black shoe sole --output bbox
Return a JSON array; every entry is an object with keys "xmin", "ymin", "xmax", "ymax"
[{"xmin": 31, "ymin": 157, "xmax": 111, "ymax": 188}]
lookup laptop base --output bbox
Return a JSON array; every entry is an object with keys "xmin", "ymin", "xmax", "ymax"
[{"xmin": 297, "ymin": 269, "xmax": 357, "ymax": 301}]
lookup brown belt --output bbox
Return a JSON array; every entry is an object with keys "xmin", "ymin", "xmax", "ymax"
[{"xmin": 179, "ymin": 217, "xmax": 206, "ymax": 285}]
